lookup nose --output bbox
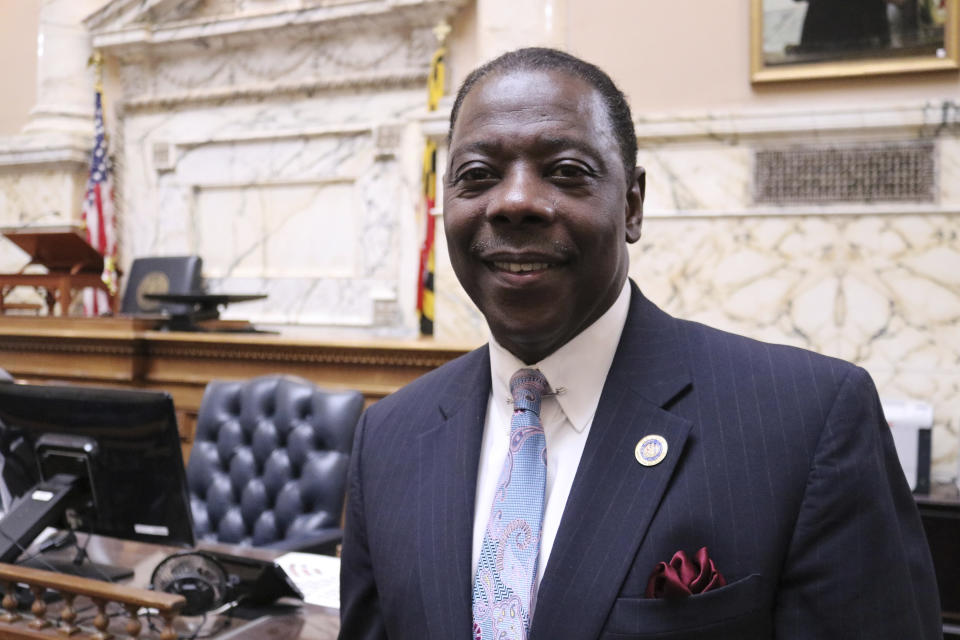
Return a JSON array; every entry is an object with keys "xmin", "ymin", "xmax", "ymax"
[{"xmin": 485, "ymin": 165, "xmax": 555, "ymax": 225}]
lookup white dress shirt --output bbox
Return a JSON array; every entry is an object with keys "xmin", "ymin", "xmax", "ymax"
[{"xmin": 471, "ymin": 280, "xmax": 631, "ymax": 595}]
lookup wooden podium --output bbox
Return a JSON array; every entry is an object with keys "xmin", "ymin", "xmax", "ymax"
[{"xmin": 0, "ymin": 225, "xmax": 117, "ymax": 316}]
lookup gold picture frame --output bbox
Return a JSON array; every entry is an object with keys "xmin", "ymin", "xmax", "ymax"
[{"xmin": 751, "ymin": 0, "xmax": 959, "ymax": 83}]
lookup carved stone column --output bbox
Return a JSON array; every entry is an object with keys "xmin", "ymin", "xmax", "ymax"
[{"xmin": 22, "ymin": 0, "xmax": 104, "ymax": 136}]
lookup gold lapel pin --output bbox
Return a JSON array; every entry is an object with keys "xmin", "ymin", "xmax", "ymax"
[{"xmin": 635, "ymin": 434, "xmax": 668, "ymax": 466}]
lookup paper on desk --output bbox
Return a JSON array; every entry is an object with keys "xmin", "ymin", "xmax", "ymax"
[{"xmin": 274, "ymin": 552, "xmax": 341, "ymax": 610}]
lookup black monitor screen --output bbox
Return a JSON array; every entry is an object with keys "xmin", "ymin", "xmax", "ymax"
[{"xmin": 0, "ymin": 383, "xmax": 194, "ymax": 551}]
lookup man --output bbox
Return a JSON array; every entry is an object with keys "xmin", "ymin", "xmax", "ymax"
[{"xmin": 339, "ymin": 48, "xmax": 940, "ymax": 639}]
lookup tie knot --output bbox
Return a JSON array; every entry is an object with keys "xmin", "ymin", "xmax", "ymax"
[{"xmin": 510, "ymin": 368, "xmax": 549, "ymax": 415}]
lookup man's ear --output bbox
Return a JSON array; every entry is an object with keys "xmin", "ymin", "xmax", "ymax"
[{"xmin": 625, "ymin": 166, "xmax": 644, "ymax": 243}]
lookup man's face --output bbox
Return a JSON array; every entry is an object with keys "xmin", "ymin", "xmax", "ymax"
[{"xmin": 443, "ymin": 68, "xmax": 643, "ymax": 364}]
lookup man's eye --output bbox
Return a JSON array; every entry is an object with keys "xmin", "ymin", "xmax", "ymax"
[
  {"xmin": 455, "ymin": 167, "xmax": 497, "ymax": 184},
  {"xmin": 549, "ymin": 163, "xmax": 591, "ymax": 179}
]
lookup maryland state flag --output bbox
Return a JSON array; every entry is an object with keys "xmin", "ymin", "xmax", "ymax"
[
  {"xmin": 416, "ymin": 42, "xmax": 446, "ymax": 335},
  {"xmin": 417, "ymin": 137, "xmax": 438, "ymax": 335}
]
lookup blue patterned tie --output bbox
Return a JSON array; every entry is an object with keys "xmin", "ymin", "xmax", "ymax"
[{"xmin": 472, "ymin": 368, "xmax": 549, "ymax": 640}]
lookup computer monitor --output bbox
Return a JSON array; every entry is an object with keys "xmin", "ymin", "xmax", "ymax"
[{"xmin": 0, "ymin": 383, "xmax": 195, "ymax": 578}]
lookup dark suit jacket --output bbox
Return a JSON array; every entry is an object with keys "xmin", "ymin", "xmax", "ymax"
[{"xmin": 339, "ymin": 283, "xmax": 940, "ymax": 639}]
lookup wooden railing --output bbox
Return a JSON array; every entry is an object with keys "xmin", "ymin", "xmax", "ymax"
[{"xmin": 0, "ymin": 562, "xmax": 185, "ymax": 639}]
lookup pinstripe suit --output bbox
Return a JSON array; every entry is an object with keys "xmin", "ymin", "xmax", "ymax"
[{"xmin": 339, "ymin": 282, "xmax": 941, "ymax": 639}]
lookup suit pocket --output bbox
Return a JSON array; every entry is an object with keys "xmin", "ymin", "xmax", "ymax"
[{"xmin": 599, "ymin": 573, "xmax": 768, "ymax": 639}]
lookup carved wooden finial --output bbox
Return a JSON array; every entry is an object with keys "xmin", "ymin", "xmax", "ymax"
[{"xmin": 88, "ymin": 49, "xmax": 105, "ymax": 93}]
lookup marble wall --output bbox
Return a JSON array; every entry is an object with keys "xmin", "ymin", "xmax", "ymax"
[
  {"xmin": 634, "ymin": 213, "xmax": 959, "ymax": 477},
  {"xmin": 645, "ymin": 106, "xmax": 960, "ymax": 482},
  {"xmin": 85, "ymin": 0, "xmax": 466, "ymax": 333}
]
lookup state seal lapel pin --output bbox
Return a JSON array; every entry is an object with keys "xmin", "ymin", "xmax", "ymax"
[{"xmin": 635, "ymin": 434, "xmax": 668, "ymax": 466}]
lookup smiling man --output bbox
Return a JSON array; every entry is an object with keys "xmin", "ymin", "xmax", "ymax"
[
  {"xmin": 442, "ymin": 64, "xmax": 641, "ymax": 366},
  {"xmin": 338, "ymin": 48, "xmax": 940, "ymax": 640}
]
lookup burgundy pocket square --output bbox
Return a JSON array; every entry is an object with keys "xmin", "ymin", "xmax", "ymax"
[{"xmin": 645, "ymin": 546, "xmax": 727, "ymax": 599}]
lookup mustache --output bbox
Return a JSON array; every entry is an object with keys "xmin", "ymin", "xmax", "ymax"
[{"xmin": 470, "ymin": 237, "xmax": 574, "ymax": 256}]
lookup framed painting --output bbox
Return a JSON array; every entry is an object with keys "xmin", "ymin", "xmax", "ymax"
[{"xmin": 751, "ymin": 0, "xmax": 959, "ymax": 82}]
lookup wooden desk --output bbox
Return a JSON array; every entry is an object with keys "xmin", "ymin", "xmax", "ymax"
[
  {"xmin": 0, "ymin": 225, "xmax": 117, "ymax": 315},
  {"xmin": 25, "ymin": 535, "xmax": 340, "ymax": 639},
  {"xmin": 0, "ymin": 315, "xmax": 474, "ymax": 460}
]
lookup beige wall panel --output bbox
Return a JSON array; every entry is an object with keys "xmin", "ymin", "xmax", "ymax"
[
  {"xmin": 0, "ymin": 0, "xmax": 41, "ymax": 135},
  {"xmin": 565, "ymin": 0, "xmax": 960, "ymax": 113}
]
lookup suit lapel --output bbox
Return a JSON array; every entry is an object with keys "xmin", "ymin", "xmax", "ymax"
[
  {"xmin": 531, "ymin": 285, "xmax": 694, "ymax": 640},
  {"xmin": 416, "ymin": 347, "xmax": 490, "ymax": 640}
]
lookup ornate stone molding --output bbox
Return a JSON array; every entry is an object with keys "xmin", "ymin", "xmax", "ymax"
[
  {"xmin": 0, "ymin": 133, "xmax": 91, "ymax": 169},
  {"xmin": 417, "ymin": 100, "xmax": 960, "ymax": 144},
  {"xmin": 178, "ymin": 123, "xmax": 375, "ymax": 146},
  {"xmin": 120, "ymin": 68, "xmax": 429, "ymax": 110},
  {"xmin": 86, "ymin": 0, "xmax": 467, "ymax": 52},
  {"xmin": 148, "ymin": 123, "xmax": 374, "ymax": 177},
  {"xmin": 634, "ymin": 100, "xmax": 960, "ymax": 143},
  {"xmin": 87, "ymin": 0, "xmax": 466, "ymax": 109},
  {"xmin": 643, "ymin": 204, "xmax": 960, "ymax": 219}
]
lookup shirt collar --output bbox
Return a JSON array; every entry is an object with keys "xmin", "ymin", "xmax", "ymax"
[{"xmin": 489, "ymin": 279, "xmax": 631, "ymax": 433}]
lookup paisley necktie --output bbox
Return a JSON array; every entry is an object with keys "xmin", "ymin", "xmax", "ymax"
[{"xmin": 472, "ymin": 368, "xmax": 549, "ymax": 640}]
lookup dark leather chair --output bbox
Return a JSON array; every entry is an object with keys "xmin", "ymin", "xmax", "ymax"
[
  {"xmin": 121, "ymin": 256, "xmax": 204, "ymax": 316},
  {"xmin": 186, "ymin": 375, "xmax": 363, "ymax": 554}
]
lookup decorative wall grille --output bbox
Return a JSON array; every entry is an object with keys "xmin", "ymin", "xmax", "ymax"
[{"xmin": 754, "ymin": 142, "xmax": 935, "ymax": 204}]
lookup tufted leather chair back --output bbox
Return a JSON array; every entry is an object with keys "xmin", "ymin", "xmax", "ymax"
[{"xmin": 187, "ymin": 375, "xmax": 363, "ymax": 548}]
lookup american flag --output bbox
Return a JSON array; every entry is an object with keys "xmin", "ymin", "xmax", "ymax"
[{"xmin": 81, "ymin": 88, "xmax": 118, "ymax": 316}]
